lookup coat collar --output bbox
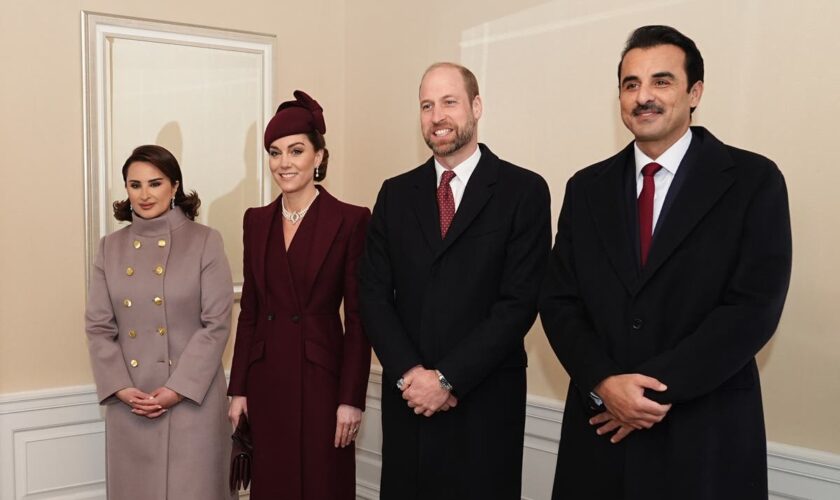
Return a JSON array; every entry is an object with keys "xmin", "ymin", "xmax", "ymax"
[
  {"xmin": 410, "ymin": 143, "xmax": 499, "ymax": 261},
  {"xmin": 586, "ymin": 127, "xmax": 736, "ymax": 294},
  {"xmin": 129, "ymin": 206, "xmax": 189, "ymax": 237},
  {"xmin": 251, "ymin": 186, "xmax": 344, "ymax": 307}
]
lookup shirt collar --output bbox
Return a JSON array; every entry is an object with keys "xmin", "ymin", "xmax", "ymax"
[
  {"xmin": 634, "ymin": 128, "xmax": 692, "ymax": 177},
  {"xmin": 434, "ymin": 145, "xmax": 482, "ymax": 185}
]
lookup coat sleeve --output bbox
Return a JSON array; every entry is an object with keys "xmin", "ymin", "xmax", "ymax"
[
  {"xmin": 228, "ymin": 209, "xmax": 257, "ymax": 396},
  {"xmin": 539, "ymin": 176, "xmax": 624, "ymax": 397},
  {"xmin": 165, "ymin": 229, "xmax": 234, "ymax": 404},
  {"xmin": 359, "ymin": 180, "xmax": 425, "ymax": 379},
  {"xmin": 85, "ymin": 237, "xmax": 134, "ymax": 404},
  {"xmin": 638, "ymin": 163, "xmax": 792, "ymax": 404},
  {"xmin": 435, "ymin": 174, "xmax": 552, "ymax": 398},
  {"xmin": 338, "ymin": 208, "xmax": 373, "ymax": 409}
]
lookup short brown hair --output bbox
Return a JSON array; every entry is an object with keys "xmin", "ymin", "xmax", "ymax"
[
  {"xmin": 421, "ymin": 62, "xmax": 480, "ymax": 102},
  {"xmin": 113, "ymin": 145, "xmax": 201, "ymax": 222}
]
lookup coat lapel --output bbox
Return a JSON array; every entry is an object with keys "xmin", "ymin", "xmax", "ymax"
[
  {"xmin": 251, "ymin": 199, "xmax": 278, "ymax": 306},
  {"xmin": 638, "ymin": 128, "xmax": 735, "ymax": 290},
  {"xmin": 411, "ymin": 160, "xmax": 444, "ymax": 255},
  {"xmin": 434, "ymin": 145, "xmax": 498, "ymax": 260},
  {"xmin": 301, "ymin": 187, "xmax": 343, "ymax": 305},
  {"xmin": 585, "ymin": 145, "xmax": 638, "ymax": 294}
]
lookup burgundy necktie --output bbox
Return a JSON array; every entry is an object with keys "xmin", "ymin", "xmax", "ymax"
[
  {"xmin": 437, "ymin": 170, "xmax": 456, "ymax": 238},
  {"xmin": 638, "ymin": 162, "xmax": 662, "ymax": 267}
]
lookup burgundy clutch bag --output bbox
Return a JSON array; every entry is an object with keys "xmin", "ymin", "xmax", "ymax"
[{"xmin": 230, "ymin": 414, "xmax": 253, "ymax": 493}]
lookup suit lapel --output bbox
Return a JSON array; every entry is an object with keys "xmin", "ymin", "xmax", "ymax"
[
  {"xmin": 301, "ymin": 187, "xmax": 343, "ymax": 305},
  {"xmin": 638, "ymin": 128, "xmax": 735, "ymax": 290},
  {"xmin": 411, "ymin": 160, "xmax": 444, "ymax": 255},
  {"xmin": 435, "ymin": 145, "xmax": 498, "ymax": 259}
]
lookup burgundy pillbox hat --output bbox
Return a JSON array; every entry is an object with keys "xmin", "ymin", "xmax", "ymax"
[{"xmin": 263, "ymin": 90, "xmax": 326, "ymax": 151}]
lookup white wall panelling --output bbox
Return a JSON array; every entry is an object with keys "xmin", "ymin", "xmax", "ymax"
[{"xmin": 1, "ymin": 369, "xmax": 838, "ymax": 500}]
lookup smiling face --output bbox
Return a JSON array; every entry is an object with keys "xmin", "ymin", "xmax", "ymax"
[
  {"xmin": 268, "ymin": 133, "xmax": 323, "ymax": 195},
  {"xmin": 125, "ymin": 161, "xmax": 179, "ymax": 219},
  {"xmin": 619, "ymin": 44, "xmax": 703, "ymax": 158},
  {"xmin": 419, "ymin": 65, "xmax": 482, "ymax": 168}
]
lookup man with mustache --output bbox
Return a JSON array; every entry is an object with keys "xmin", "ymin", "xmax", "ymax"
[
  {"xmin": 360, "ymin": 62, "xmax": 551, "ymax": 499},
  {"xmin": 539, "ymin": 25, "xmax": 792, "ymax": 499}
]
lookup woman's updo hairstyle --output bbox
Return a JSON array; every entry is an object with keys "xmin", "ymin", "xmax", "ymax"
[{"xmin": 112, "ymin": 145, "xmax": 201, "ymax": 221}]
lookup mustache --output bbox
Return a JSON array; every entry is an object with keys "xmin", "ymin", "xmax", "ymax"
[{"xmin": 632, "ymin": 102, "xmax": 664, "ymax": 115}]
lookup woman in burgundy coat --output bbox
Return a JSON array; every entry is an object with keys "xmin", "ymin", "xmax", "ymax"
[{"xmin": 227, "ymin": 91, "xmax": 371, "ymax": 499}]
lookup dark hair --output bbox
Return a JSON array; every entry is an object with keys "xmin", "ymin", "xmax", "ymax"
[
  {"xmin": 618, "ymin": 25, "xmax": 704, "ymax": 112},
  {"xmin": 113, "ymin": 145, "xmax": 201, "ymax": 221},
  {"xmin": 306, "ymin": 130, "xmax": 329, "ymax": 182},
  {"xmin": 422, "ymin": 62, "xmax": 480, "ymax": 102}
]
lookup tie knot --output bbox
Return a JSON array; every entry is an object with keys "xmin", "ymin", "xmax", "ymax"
[
  {"xmin": 440, "ymin": 170, "xmax": 456, "ymax": 185},
  {"xmin": 642, "ymin": 162, "xmax": 662, "ymax": 177}
]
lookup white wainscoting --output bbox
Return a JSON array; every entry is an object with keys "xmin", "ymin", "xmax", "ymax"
[{"xmin": 1, "ymin": 370, "xmax": 839, "ymax": 500}]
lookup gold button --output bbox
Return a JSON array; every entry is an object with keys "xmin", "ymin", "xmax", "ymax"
[
  {"xmin": 133, "ymin": 240, "xmax": 142, "ymax": 249},
  {"xmin": 154, "ymin": 265, "xmax": 164, "ymax": 276},
  {"xmin": 154, "ymin": 296, "xmax": 163, "ymax": 306},
  {"xmin": 130, "ymin": 359, "xmax": 139, "ymax": 367},
  {"xmin": 123, "ymin": 299, "xmax": 132, "ymax": 308},
  {"xmin": 158, "ymin": 327, "xmax": 166, "ymax": 336},
  {"xmin": 128, "ymin": 329, "xmax": 137, "ymax": 338},
  {"xmin": 126, "ymin": 267, "xmax": 134, "ymax": 276},
  {"xmin": 158, "ymin": 239, "xmax": 166, "ymax": 247}
]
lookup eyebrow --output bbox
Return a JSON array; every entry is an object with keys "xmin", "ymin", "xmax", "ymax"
[
  {"xmin": 269, "ymin": 142, "xmax": 304, "ymax": 151},
  {"xmin": 652, "ymin": 71, "xmax": 676, "ymax": 79},
  {"xmin": 128, "ymin": 177, "xmax": 164, "ymax": 183},
  {"xmin": 621, "ymin": 75, "xmax": 640, "ymax": 86}
]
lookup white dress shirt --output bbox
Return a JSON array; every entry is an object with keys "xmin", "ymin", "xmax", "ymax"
[
  {"xmin": 634, "ymin": 128, "xmax": 692, "ymax": 231},
  {"xmin": 434, "ymin": 146, "xmax": 481, "ymax": 210}
]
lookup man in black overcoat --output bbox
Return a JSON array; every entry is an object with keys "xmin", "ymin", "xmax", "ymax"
[
  {"xmin": 540, "ymin": 25, "xmax": 792, "ymax": 499},
  {"xmin": 359, "ymin": 62, "xmax": 551, "ymax": 499}
]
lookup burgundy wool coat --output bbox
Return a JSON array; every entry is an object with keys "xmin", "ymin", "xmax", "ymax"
[{"xmin": 228, "ymin": 187, "xmax": 371, "ymax": 500}]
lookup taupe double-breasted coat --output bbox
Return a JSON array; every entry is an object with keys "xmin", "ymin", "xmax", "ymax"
[{"xmin": 86, "ymin": 207, "xmax": 234, "ymax": 500}]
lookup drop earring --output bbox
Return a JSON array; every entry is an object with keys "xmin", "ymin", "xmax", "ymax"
[
  {"xmin": 315, "ymin": 166, "xmax": 320, "ymax": 179},
  {"xmin": 170, "ymin": 198, "xmax": 175, "ymax": 209},
  {"xmin": 129, "ymin": 205, "xmax": 134, "ymax": 213}
]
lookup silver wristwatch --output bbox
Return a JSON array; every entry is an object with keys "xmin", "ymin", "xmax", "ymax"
[{"xmin": 436, "ymin": 370, "xmax": 454, "ymax": 392}]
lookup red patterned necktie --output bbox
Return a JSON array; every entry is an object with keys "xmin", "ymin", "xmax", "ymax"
[
  {"xmin": 638, "ymin": 162, "xmax": 662, "ymax": 267},
  {"xmin": 437, "ymin": 170, "xmax": 456, "ymax": 238}
]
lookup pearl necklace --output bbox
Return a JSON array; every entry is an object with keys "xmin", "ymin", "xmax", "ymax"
[{"xmin": 281, "ymin": 190, "xmax": 319, "ymax": 225}]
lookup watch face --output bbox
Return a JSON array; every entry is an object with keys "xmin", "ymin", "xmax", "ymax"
[{"xmin": 438, "ymin": 374, "xmax": 453, "ymax": 392}]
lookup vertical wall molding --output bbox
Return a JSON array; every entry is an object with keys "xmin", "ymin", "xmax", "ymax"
[{"xmin": 2, "ymin": 371, "xmax": 839, "ymax": 499}]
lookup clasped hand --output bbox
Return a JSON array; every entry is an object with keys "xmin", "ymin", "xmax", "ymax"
[
  {"xmin": 116, "ymin": 387, "xmax": 183, "ymax": 418},
  {"xmin": 401, "ymin": 366, "xmax": 458, "ymax": 417},
  {"xmin": 589, "ymin": 374, "xmax": 672, "ymax": 444}
]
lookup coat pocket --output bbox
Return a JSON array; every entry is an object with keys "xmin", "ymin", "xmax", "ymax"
[
  {"xmin": 304, "ymin": 340, "xmax": 339, "ymax": 377},
  {"xmin": 248, "ymin": 340, "xmax": 266, "ymax": 366}
]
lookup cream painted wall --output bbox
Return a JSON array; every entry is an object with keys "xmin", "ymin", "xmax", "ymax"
[
  {"xmin": 1, "ymin": 0, "xmax": 838, "ymax": 460},
  {"xmin": 342, "ymin": 0, "xmax": 840, "ymax": 454},
  {"xmin": 0, "ymin": 0, "xmax": 347, "ymax": 390}
]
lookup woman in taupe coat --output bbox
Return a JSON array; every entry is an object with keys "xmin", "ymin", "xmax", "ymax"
[{"xmin": 86, "ymin": 145, "xmax": 234, "ymax": 499}]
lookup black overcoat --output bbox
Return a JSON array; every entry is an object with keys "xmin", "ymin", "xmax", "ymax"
[
  {"xmin": 360, "ymin": 144, "xmax": 551, "ymax": 499},
  {"xmin": 540, "ymin": 127, "xmax": 792, "ymax": 499}
]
